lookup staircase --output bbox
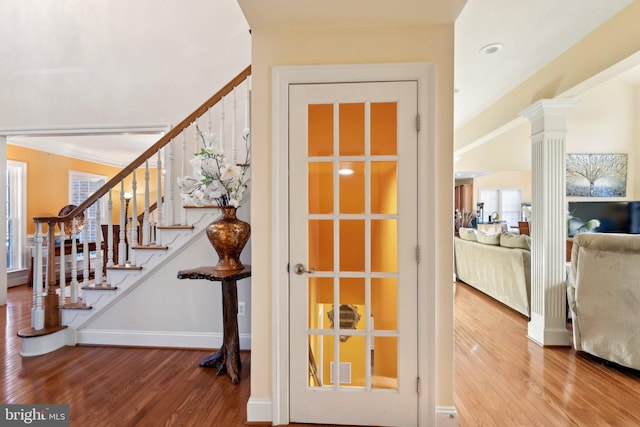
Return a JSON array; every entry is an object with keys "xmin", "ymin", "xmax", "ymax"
[{"xmin": 19, "ymin": 66, "xmax": 252, "ymax": 357}]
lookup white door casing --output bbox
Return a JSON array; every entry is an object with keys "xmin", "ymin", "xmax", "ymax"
[{"xmin": 270, "ymin": 63, "xmax": 439, "ymax": 426}]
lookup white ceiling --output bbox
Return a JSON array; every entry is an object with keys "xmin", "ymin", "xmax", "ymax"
[
  {"xmin": 1, "ymin": 0, "xmax": 636, "ymax": 166},
  {"xmin": 454, "ymin": 0, "xmax": 634, "ymax": 128}
]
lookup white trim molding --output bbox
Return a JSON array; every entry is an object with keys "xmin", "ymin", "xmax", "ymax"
[
  {"xmin": 271, "ymin": 62, "xmax": 437, "ymax": 426},
  {"xmin": 76, "ymin": 329, "xmax": 252, "ymax": 350},
  {"xmin": 246, "ymin": 397, "xmax": 273, "ymax": 423},
  {"xmin": 436, "ymin": 406, "xmax": 459, "ymax": 427}
]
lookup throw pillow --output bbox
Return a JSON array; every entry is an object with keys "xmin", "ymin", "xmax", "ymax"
[
  {"xmin": 476, "ymin": 230, "xmax": 501, "ymax": 245},
  {"xmin": 500, "ymin": 232, "xmax": 531, "ymax": 250},
  {"xmin": 458, "ymin": 227, "xmax": 477, "ymax": 241}
]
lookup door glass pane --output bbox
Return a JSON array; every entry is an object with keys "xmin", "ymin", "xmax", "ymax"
[
  {"xmin": 339, "ymin": 277, "xmax": 365, "ymax": 306},
  {"xmin": 371, "ymin": 220, "xmax": 397, "ymax": 273},
  {"xmin": 308, "ymin": 334, "xmax": 325, "ymax": 388},
  {"xmin": 309, "ymin": 162, "xmax": 333, "ymax": 214},
  {"xmin": 339, "ymin": 161, "xmax": 364, "ymax": 214},
  {"xmin": 372, "ymin": 337, "xmax": 398, "ymax": 390},
  {"xmin": 371, "ymin": 278, "xmax": 397, "ymax": 331},
  {"xmin": 371, "ymin": 161, "xmax": 397, "ymax": 214},
  {"xmin": 309, "ymin": 220, "xmax": 333, "ymax": 271},
  {"xmin": 371, "ymin": 102, "xmax": 397, "ymax": 156},
  {"xmin": 309, "ymin": 277, "xmax": 334, "ymax": 330},
  {"xmin": 338, "ymin": 336, "xmax": 366, "ymax": 387},
  {"xmin": 339, "ymin": 220, "xmax": 365, "ymax": 272},
  {"xmin": 309, "ymin": 104, "xmax": 333, "ymax": 156},
  {"xmin": 339, "ymin": 103, "xmax": 364, "ymax": 156}
]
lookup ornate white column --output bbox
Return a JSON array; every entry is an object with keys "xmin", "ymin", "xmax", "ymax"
[{"xmin": 520, "ymin": 99, "xmax": 579, "ymax": 347}]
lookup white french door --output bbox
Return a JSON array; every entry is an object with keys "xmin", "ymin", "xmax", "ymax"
[{"xmin": 289, "ymin": 81, "xmax": 419, "ymax": 426}]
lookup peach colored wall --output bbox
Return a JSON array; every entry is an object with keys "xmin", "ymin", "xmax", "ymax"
[
  {"xmin": 247, "ymin": 22, "xmax": 456, "ymax": 410},
  {"xmin": 7, "ymin": 145, "xmax": 157, "ymax": 234}
]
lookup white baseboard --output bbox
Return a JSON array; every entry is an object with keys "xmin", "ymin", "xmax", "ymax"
[
  {"xmin": 76, "ymin": 329, "xmax": 252, "ymax": 350},
  {"xmin": 246, "ymin": 397, "xmax": 272, "ymax": 423},
  {"xmin": 435, "ymin": 406, "xmax": 458, "ymax": 427}
]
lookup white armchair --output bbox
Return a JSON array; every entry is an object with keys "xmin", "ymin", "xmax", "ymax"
[{"xmin": 567, "ymin": 233, "xmax": 640, "ymax": 370}]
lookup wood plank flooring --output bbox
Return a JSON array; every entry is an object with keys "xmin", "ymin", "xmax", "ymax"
[{"xmin": 3, "ymin": 283, "xmax": 640, "ymax": 426}]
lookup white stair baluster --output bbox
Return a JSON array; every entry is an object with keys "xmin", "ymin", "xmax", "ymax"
[
  {"xmin": 165, "ymin": 141, "xmax": 174, "ymax": 225},
  {"xmin": 119, "ymin": 181, "xmax": 126, "ymax": 266},
  {"xmin": 143, "ymin": 161, "xmax": 150, "ymax": 246},
  {"xmin": 32, "ymin": 222, "xmax": 45, "ymax": 330},
  {"xmin": 181, "ymin": 132, "xmax": 187, "ymax": 225},
  {"xmin": 219, "ymin": 96, "xmax": 225, "ymax": 152},
  {"xmin": 58, "ymin": 221, "xmax": 67, "ymax": 306},
  {"xmin": 130, "ymin": 170, "xmax": 138, "ymax": 263},
  {"xmin": 94, "ymin": 200, "xmax": 103, "ymax": 285},
  {"xmin": 106, "ymin": 190, "xmax": 114, "ymax": 279},
  {"xmin": 232, "ymin": 87, "xmax": 238, "ymax": 163},
  {"xmin": 82, "ymin": 210, "xmax": 89, "ymax": 287},
  {"xmin": 245, "ymin": 76, "xmax": 251, "ymax": 165},
  {"xmin": 156, "ymin": 149, "xmax": 164, "ymax": 230},
  {"xmin": 70, "ymin": 218, "xmax": 79, "ymax": 304}
]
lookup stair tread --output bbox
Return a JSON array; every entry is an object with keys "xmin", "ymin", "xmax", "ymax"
[
  {"xmin": 157, "ymin": 225, "xmax": 195, "ymax": 230},
  {"xmin": 59, "ymin": 299, "xmax": 93, "ymax": 310},
  {"xmin": 81, "ymin": 284, "xmax": 119, "ymax": 291},
  {"xmin": 106, "ymin": 264, "xmax": 143, "ymax": 271},
  {"xmin": 18, "ymin": 324, "xmax": 68, "ymax": 338},
  {"xmin": 131, "ymin": 245, "xmax": 168, "ymax": 250}
]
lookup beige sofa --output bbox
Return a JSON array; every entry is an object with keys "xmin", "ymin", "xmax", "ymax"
[
  {"xmin": 454, "ymin": 228, "xmax": 531, "ymax": 317},
  {"xmin": 567, "ymin": 233, "xmax": 640, "ymax": 370}
]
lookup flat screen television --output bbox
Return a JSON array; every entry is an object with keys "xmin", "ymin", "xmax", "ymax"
[{"xmin": 568, "ymin": 201, "xmax": 640, "ymax": 236}]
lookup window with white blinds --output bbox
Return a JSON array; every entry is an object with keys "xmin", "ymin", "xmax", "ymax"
[
  {"xmin": 6, "ymin": 161, "xmax": 27, "ymax": 271},
  {"xmin": 69, "ymin": 171, "xmax": 106, "ymax": 243},
  {"xmin": 479, "ymin": 188, "xmax": 522, "ymax": 228}
]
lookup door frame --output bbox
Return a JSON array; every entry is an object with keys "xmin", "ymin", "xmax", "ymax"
[{"xmin": 272, "ymin": 63, "xmax": 437, "ymax": 425}]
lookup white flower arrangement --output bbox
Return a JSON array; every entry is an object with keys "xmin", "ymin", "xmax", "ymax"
[{"xmin": 178, "ymin": 125, "xmax": 250, "ymax": 208}]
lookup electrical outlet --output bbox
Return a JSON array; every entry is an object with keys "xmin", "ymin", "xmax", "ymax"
[{"xmin": 238, "ymin": 302, "xmax": 246, "ymax": 317}]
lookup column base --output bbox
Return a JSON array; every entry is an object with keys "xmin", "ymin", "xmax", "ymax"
[{"xmin": 527, "ymin": 313, "xmax": 571, "ymax": 347}]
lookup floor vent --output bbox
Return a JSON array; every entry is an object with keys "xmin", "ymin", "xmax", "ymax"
[{"xmin": 330, "ymin": 361, "xmax": 352, "ymax": 384}]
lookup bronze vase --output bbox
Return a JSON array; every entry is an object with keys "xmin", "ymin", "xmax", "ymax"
[{"xmin": 206, "ymin": 206, "xmax": 250, "ymax": 271}]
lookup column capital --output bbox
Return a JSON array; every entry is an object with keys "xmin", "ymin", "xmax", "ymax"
[{"xmin": 519, "ymin": 99, "xmax": 580, "ymax": 135}]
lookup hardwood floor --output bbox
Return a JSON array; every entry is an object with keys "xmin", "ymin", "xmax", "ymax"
[
  {"xmin": 3, "ymin": 283, "xmax": 640, "ymax": 426},
  {"xmin": 454, "ymin": 281, "xmax": 640, "ymax": 426}
]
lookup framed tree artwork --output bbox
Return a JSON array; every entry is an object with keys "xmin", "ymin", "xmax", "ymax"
[{"xmin": 566, "ymin": 153, "xmax": 628, "ymax": 197}]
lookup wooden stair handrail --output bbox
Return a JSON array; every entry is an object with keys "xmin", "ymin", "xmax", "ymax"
[{"xmin": 33, "ymin": 65, "xmax": 251, "ymax": 224}]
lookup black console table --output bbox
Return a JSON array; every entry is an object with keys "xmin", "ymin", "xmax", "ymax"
[{"xmin": 177, "ymin": 265, "xmax": 251, "ymax": 384}]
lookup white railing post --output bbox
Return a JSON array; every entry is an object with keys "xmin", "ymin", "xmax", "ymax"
[
  {"xmin": 119, "ymin": 181, "xmax": 126, "ymax": 266},
  {"xmin": 143, "ymin": 161, "xmax": 150, "ymax": 246},
  {"xmin": 58, "ymin": 222, "xmax": 67, "ymax": 307},
  {"xmin": 94, "ymin": 200, "xmax": 103, "ymax": 285},
  {"xmin": 70, "ymin": 218, "xmax": 79, "ymax": 304},
  {"xmin": 32, "ymin": 222, "xmax": 45, "ymax": 330}
]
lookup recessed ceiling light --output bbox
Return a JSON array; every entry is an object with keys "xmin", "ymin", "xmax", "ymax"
[
  {"xmin": 339, "ymin": 168, "xmax": 354, "ymax": 176},
  {"xmin": 479, "ymin": 43, "xmax": 503, "ymax": 55}
]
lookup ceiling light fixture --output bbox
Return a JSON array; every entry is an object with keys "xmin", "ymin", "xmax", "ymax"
[
  {"xmin": 339, "ymin": 168, "xmax": 354, "ymax": 176},
  {"xmin": 479, "ymin": 43, "xmax": 503, "ymax": 55}
]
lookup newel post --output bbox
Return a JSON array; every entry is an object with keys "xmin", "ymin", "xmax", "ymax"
[{"xmin": 520, "ymin": 99, "xmax": 579, "ymax": 346}]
